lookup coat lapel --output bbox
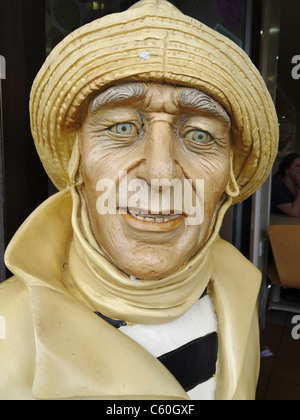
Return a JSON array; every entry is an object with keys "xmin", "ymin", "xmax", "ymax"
[
  {"xmin": 27, "ymin": 284, "xmax": 188, "ymax": 400},
  {"xmin": 210, "ymin": 238, "xmax": 261, "ymax": 400}
]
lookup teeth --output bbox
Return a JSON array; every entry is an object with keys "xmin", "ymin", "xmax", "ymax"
[{"xmin": 129, "ymin": 211, "xmax": 181, "ymax": 223}]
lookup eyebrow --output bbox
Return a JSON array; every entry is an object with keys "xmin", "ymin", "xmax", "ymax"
[
  {"xmin": 90, "ymin": 82, "xmax": 231, "ymax": 125},
  {"xmin": 179, "ymin": 88, "xmax": 231, "ymax": 125},
  {"xmin": 91, "ymin": 83, "xmax": 146, "ymax": 113}
]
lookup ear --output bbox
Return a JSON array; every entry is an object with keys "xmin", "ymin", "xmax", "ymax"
[
  {"xmin": 68, "ymin": 133, "xmax": 83, "ymax": 186},
  {"xmin": 225, "ymin": 150, "xmax": 240, "ymax": 199}
]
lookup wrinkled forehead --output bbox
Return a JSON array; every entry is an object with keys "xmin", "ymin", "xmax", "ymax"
[{"xmin": 90, "ymin": 82, "xmax": 231, "ymax": 125}]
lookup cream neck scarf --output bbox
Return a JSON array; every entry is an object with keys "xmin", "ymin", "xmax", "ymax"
[{"xmin": 64, "ymin": 185, "xmax": 232, "ymax": 325}]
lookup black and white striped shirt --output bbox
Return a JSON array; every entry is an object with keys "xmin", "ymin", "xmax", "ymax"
[{"xmin": 96, "ymin": 294, "xmax": 218, "ymax": 400}]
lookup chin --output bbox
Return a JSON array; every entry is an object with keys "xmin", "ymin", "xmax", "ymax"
[
  {"xmin": 121, "ymin": 265, "xmax": 178, "ymax": 281},
  {"xmin": 110, "ymin": 246, "xmax": 192, "ymax": 281}
]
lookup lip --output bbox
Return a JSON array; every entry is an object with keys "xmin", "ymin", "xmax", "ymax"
[{"xmin": 121, "ymin": 211, "xmax": 185, "ymax": 232}]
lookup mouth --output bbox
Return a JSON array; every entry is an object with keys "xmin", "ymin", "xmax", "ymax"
[{"xmin": 120, "ymin": 208, "xmax": 185, "ymax": 231}]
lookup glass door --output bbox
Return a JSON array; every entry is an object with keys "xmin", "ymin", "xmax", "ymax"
[{"xmin": 249, "ymin": 0, "xmax": 281, "ymax": 325}]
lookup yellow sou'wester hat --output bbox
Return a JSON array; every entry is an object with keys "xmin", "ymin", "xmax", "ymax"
[{"xmin": 29, "ymin": 0, "xmax": 279, "ymax": 203}]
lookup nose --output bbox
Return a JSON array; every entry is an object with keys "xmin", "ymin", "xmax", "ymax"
[{"xmin": 136, "ymin": 121, "xmax": 182, "ymax": 183}]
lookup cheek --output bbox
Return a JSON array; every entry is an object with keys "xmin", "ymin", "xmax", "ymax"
[
  {"xmin": 215, "ymin": 158, "xmax": 231, "ymax": 189},
  {"xmin": 293, "ymin": 167, "xmax": 300, "ymax": 175},
  {"xmin": 198, "ymin": 155, "xmax": 230, "ymax": 213},
  {"xmin": 80, "ymin": 135, "xmax": 114, "ymax": 191},
  {"xmin": 80, "ymin": 133, "xmax": 137, "ymax": 183},
  {"xmin": 196, "ymin": 153, "xmax": 230, "ymax": 190},
  {"xmin": 79, "ymin": 140, "xmax": 102, "ymax": 211}
]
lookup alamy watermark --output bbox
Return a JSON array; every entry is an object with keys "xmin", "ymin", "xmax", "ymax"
[
  {"xmin": 96, "ymin": 171, "xmax": 205, "ymax": 226},
  {"xmin": 0, "ymin": 55, "xmax": 6, "ymax": 80},
  {"xmin": 292, "ymin": 315, "xmax": 300, "ymax": 340},
  {"xmin": 292, "ymin": 55, "xmax": 300, "ymax": 80},
  {"xmin": 0, "ymin": 315, "xmax": 6, "ymax": 340}
]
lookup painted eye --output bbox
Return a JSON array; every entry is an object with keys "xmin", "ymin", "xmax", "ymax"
[
  {"xmin": 185, "ymin": 130, "xmax": 212, "ymax": 144},
  {"xmin": 109, "ymin": 123, "xmax": 134, "ymax": 135}
]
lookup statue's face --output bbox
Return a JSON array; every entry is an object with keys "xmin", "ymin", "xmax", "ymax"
[{"xmin": 79, "ymin": 83, "xmax": 231, "ymax": 280}]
